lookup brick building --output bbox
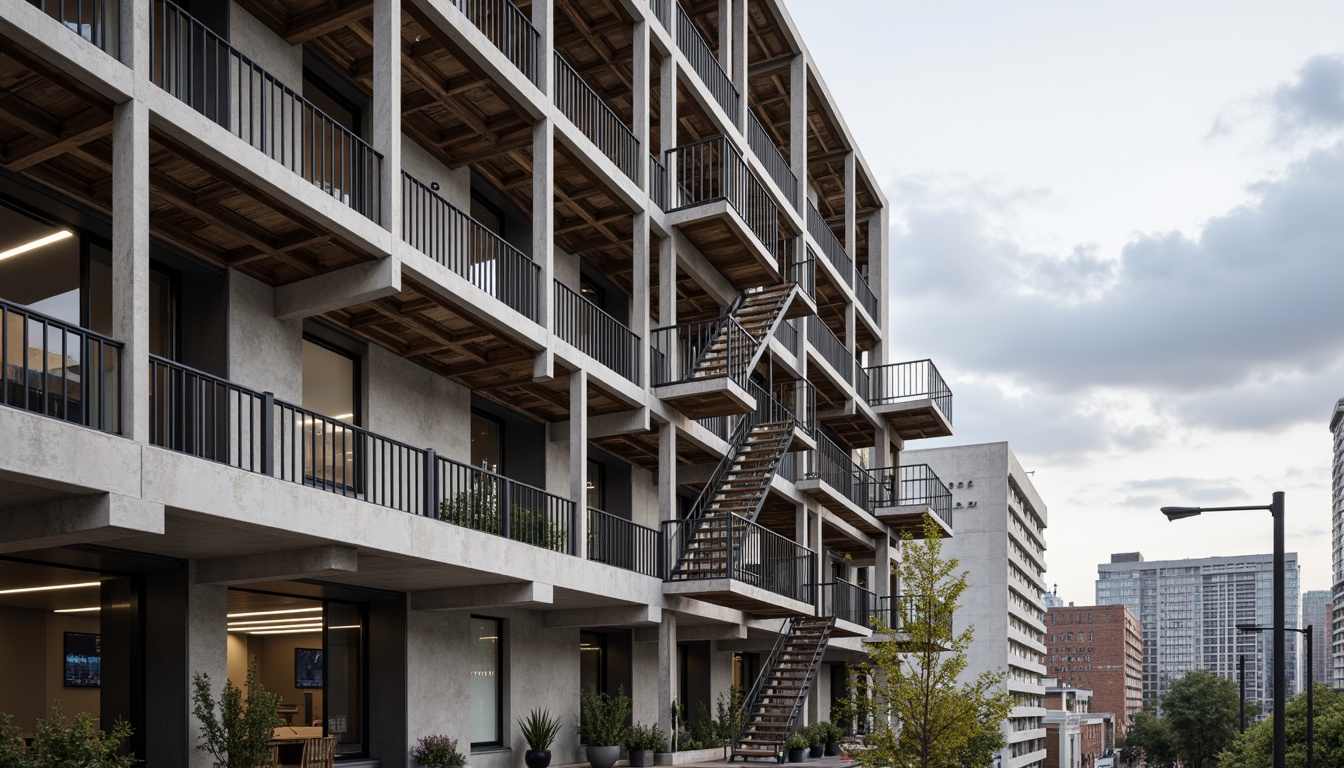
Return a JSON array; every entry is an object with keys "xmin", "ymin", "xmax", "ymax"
[{"xmin": 1044, "ymin": 604, "xmax": 1142, "ymax": 733}]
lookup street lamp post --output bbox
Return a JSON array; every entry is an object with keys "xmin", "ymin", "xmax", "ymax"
[
  {"xmin": 1160, "ymin": 491, "xmax": 1286, "ymax": 768},
  {"xmin": 1239, "ymin": 624, "xmax": 1313, "ymax": 768},
  {"xmin": 1239, "ymin": 654, "xmax": 1246, "ymax": 734}
]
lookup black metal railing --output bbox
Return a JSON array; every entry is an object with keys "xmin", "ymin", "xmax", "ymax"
[
  {"xmin": 748, "ymin": 111, "xmax": 797, "ymax": 208},
  {"xmin": 774, "ymin": 317, "xmax": 797, "ymax": 355},
  {"xmin": 801, "ymin": 432, "xmax": 875, "ymax": 511},
  {"xmin": 450, "ymin": 0, "xmax": 541, "ymax": 86},
  {"xmin": 149, "ymin": 355, "xmax": 268, "ymax": 472},
  {"xmin": 28, "ymin": 0, "xmax": 117, "ymax": 55},
  {"xmin": 697, "ymin": 414, "xmax": 730, "ymax": 441},
  {"xmin": 866, "ymin": 464, "xmax": 953, "ymax": 530},
  {"xmin": 667, "ymin": 136, "xmax": 778, "ymax": 255},
  {"xmin": 855, "ymin": 270, "xmax": 879, "ymax": 320},
  {"xmin": 784, "ymin": 240, "xmax": 816, "ymax": 300},
  {"xmin": 650, "ymin": 313, "xmax": 754, "ymax": 390},
  {"xmin": 554, "ymin": 54, "xmax": 639, "ymax": 181},
  {"xmin": 649, "ymin": 153, "xmax": 668, "ymax": 210},
  {"xmin": 854, "ymin": 360, "xmax": 871, "ymax": 402},
  {"xmin": 437, "ymin": 455, "xmax": 575, "ymax": 553},
  {"xmin": 807, "ymin": 200, "xmax": 851, "ymax": 285},
  {"xmin": 402, "ymin": 172, "xmax": 541, "ymax": 321},
  {"xmin": 675, "ymin": 3, "xmax": 739, "ymax": 119},
  {"xmin": 896, "ymin": 593, "xmax": 952, "ymax": 636},
  {"xmin": 1, "ymin": 299, "xmax": 121, "ymax": 434},
  {"xmin": 863, "ymin": 359, "xmax": 953, "ymax": 425},
  {"xmin": 554, "ymin": 280, "xmax": 640, "ymax": 383},
  {"xmin": 821, "ymin": 580, "xmax": 885, "ymax": 628},
  {"xmin": 663, "ymin": 513, "xmax": 815, "ymax": 604},
  {"xmin": 587, "ymin": 507, "xmax": 661, "ymax": 577},
  {"xmin": 806, "ymin": 319, "xmax": 853, "ymax": 384},
  {"xmin": 772, "ymin": 378, "xmax": 815, "ymax": 437},
  {"xmin": 150, "ymin": 0, "xmax": 383, "ymax": 223},
  {"xmin": 648, "ymin": 0, "xmax": 669, "ymax": 29}
]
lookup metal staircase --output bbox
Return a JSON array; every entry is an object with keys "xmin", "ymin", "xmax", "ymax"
[
  {"xmin": 732, "ymin": 616, "xmax": 836, "ymax": 762},
  {"xmin": 688, "ymin": 283, "xmax": 800, "ymax": 383}
]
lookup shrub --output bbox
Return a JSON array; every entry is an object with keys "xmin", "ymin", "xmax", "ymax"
[
  {"xmin": 787, "ymin": 732, "xmax": 810, "ymax": 750},
  {"xmin": 579, "ymin": 688, "xmax": 630, "ymax": 747},
  {"xmin": 439, "ymin": 480, "xmax": 569, "ymax": 552},
  {"xmin": 818, "ymin": 721, "xmax": 844, "ymax": 744},
  {"xmin": 191, "ymin": 660, "xmax": 280, "ymax": 768},
  {"xmin": 22, "ymin": 704, "xmax": 136, "ymax": 768},
  {"xmin": 411, "ymin": 735, "xmax": 465, "ymax": 768},
  {"xmin": 625, "ymin": 723, "xmax": 668, "ymax": 752},
  {"xmin": 518, "ymin": 709, "xmax": 562, "ymax": 751}
]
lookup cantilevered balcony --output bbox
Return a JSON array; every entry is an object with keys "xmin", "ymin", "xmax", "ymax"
[
  {"xmin": 868, "ymin": 463, "xmax": 953, "ymax": 538},
  {"xmin": 807, "ymin": 200, "xmax": 852, "ymax": 286},
  {"xmin": 2, "ymin": 300, "xmax": 122, "ymax": 435},
  {"xmin": 806, "ymin": 318, "xmax": 853, "ymax": 388},
  {"xmin": 662, "ymin": 512, "xmax": 816, "ymax": 616},
  {"xmin": 588, "ymin": 507, "xmax": 662, "ymax": 578},
  {"xmin": 794, "ymin": 433, "xmax": 882, "ymax": 534},
  {"xmin": 402, "ymin": 173, "xmax": 542, "ymax": 322},
  {"xmin": 450, "ymin": 0, "xmax": 542, "ymax": 86},
  {"xmin": 151, "ymin": 0, "xmax": 383, "ymax": 224},
  {"xmin": 855, "ymin": 270, "xmax": 879, "ymax": 322},
  {"xmin": 675, "ymin": 3, "xmax": 739, "ymax": 120},
  {"xmin": 27, "ymin": 0, "xmax": 118, "ymax": 54},
  {"xmin": 553, "ymin": 53, "xmax": 639, "ymax": 182},
  {"xmin": 748, "ymin": 111, "xmax": 798, "ymax": 209},
  {"xmin": 553, "ymin": 280, "xmax": 641, "ymax": 383},
  {"xmin": 650, "ymin": 315, "xmax": 755, "ymax": 417},
  {"xmin": 863, "ymin": 359, "xmax": 953, "ymax": 439},
  {"xmin": 664, "ymin": 136, "xmax": 783, "ymax": 289}
]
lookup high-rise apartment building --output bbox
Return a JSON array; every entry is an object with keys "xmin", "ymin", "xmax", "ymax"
[
  {"xmin": 902, "ymin": 442, "xmax": 1049, "ymax": 768},
  {"xmin": 1330, "ymin": 399, "xmax": 1344, "ymax": 690},
  {"xmin": 0, "ymin": 1, "xmax": 956, "ymax": 765},
  {"xmin": 1303, "ymin": 589, "xmax": 1331, "ymax": 689},
  {"xmin": 1044, "ymin": 603, "xmax": 1142, "ymax": 734},
  {"xmin": 1096, "ymin": 552, "xmax": 1300, "ymax": 714}
]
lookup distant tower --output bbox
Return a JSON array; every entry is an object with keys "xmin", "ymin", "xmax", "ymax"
[
  {"xmin": 1330, "ymin": 399, "xmax": 1344, "ymax": 690},
  {"xmin": 1042, "ymin": 584, "xmax": 1065, "ymax": 609}
]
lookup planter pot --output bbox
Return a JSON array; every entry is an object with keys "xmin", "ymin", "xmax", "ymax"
[
  {"xmin": 525, "ymin": 750, "xmax": 553, "ymax": 768},
  {"xmin": 653, "ymin": 752, "xmax": 674, "ymax": 767},
  {"xmin": 824, "ymin": 742, "xmax": 841, "ymax": 757},
  {"xmin": 787, "ymin": 748, "xmax": 807, "ymax": 763},
  {"xmin": 629, "ymin": 748, "xmax": 654, "ymax": 767},
  {"xmin": 808, "ymin": 745, "xmax": 824, "ymax": 758},
  {"xmin": 587, "ymin": 745, "xmax": 621, "ymax": 768}
]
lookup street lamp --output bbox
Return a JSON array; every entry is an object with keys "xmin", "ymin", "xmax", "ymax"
[
  {"xmin": 1160, "ymin": 492, "xmax": 1286, "ymax": 768},
  {"xmin": 1239, "ymin": 624, "xmax": 1313, "ymax": 768}
]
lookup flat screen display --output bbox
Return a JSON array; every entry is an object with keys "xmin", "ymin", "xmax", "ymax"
[
  {"xmin": 295, "ymin": 647, "xmax": 323, "ymax": 689},
  {"xmin": 64, "ymin": 632, "xmax": 100, "ymax": 687}
]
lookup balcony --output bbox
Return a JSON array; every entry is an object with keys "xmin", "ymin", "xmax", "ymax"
[
  {"xmin": 855, "ymin": 270, "xmax": 879, "ymax": 323},
  {"xmin": 403, "ymin": 172, "xmax": 542, "ymax": 322},
  {"xmin": 793, "ymin": 433, "xmax": 882, "ymax": 534},
  {"xmin": 450, "ymin": 0, "xmax": 542, "ymax": 86},
  {"xmin": 807, "ymin": 200, "xmax": 852, "ymax": 286},
  {"xmin": 648, "ymin": 0, "xmax": 670, "ymax": 29},
  {"xmin": 748, "ymin": 111, "xmax": 798, "ymax": 209},
  {"xmin": 554, "ymin": 53, "xmax": 639, "ymax": 182},
  {"xmin": 820, "ymin": 579, "xmax": 885, "ymax": 637},
  {"xmin": 27, "ymin": 0, "xmax": 118, "ymax": 55},
  {"xmin": 1, "ymin": 300, "xmax": 122, "ymax": 435},
  {"xmin": 868, "ymin": 464, "xmax": 953, "ymax": 538},
  {"xmin": 863, "ymin": 359, "xmax": 953, "ymax": 439},
  {"xmin": 649, "ymin": 153, "xmax": 668, "ymax": 211},
  {"xmin": 662, "ymin": 512, "xmax": 816, "ymax": 616},
  {"xmin": 650, "ymin": 315, "xmax": 755, "ymax": 417},
  {"xmin": 664, "ymin": 136, "xmax": 782, "ymax": 289},
  {"xmin": 806, "ymin": 318, "xmax": 853, "ymax": 388},
  {"xmin": 675, "ymin": 3, "xmax": 739, "ymax": 120},
  {"xmin": 553, "ymin": 280, "xmax": 641, "ymax": 383},
  {"xmin": 587, "ymin": 508, "xmax": 662, "ymax": 578}
]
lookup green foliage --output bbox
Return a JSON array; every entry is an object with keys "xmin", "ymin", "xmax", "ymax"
[
  {"xmin": 0, "ymin": 713, "xmax": 28, "ymax": 768},
  {"xmin": 851, "ymin": 514, "xmax": 1015, "ymax": 768},
  {"xmin": 787, "ymin": 732, "xmax": 811, "ymax": 751},
  {"xmin": 518, "ymin": 708, "xmax": 563, "ymax": 751},
  {"xmin": 1120, "ymin": 710, "xmax": 1175, "ymax": 767},
  {"xmin": 830, "ymin": 668, "xmax": 873, "ymax": 736},
  {"xmin": 580, "ymin": 688, "xmax": 630, "ymax": 747},
  {"xmin": 191, "ymin": 660, "xmax": 281, "ymax": 768},
  {"xmin": 625, "ymin": 723, "xmax": 668, "ymax": 752},
  {"xmin": 439, "ymin": 480, "xmax": 569, "ymax": 552},
  {"xmin": 816, "ymin": 721, "xmax": 844, "ymax": 744},
  {"xmin": 1220, "ymin": 684, "xmax": 1344, "ymax": 768},
  {"xmin": 1162, "ymin": 669, "xmax": 1240, "ymax": 768},
  {"xmin": 796, "ymin": 724, "xmax": 820, "ymax": 747},
  {"xmin": 682, "ymin": 687, "xmax": 744, "ymax": 750},
  {"xmin": 411, "ymin": 735, "xmax": 465, "ymax": 768},
  {"xmin": 5, "ymin": 704, "xmax": 138, "ymax": 768}
]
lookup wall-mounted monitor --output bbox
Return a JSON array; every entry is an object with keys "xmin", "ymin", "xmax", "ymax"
[
  {"xmin": 64, "ymin": 632, "xmax": 100, "ymax": 687},
  {"xmin": 295, "ymin": 648, "xmax": 323, "ymax": 689}
]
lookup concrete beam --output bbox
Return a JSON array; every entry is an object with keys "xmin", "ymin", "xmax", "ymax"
[
  {"xmin": 0, "ymin": 494, "xmax": 163, "ymax": 554},
  {"xmin": 678, "ymin": 624, "xmax": 748, "ymax": 641},
  {"xmin": 194, "ymin": 545, "xmax": 358, "ymax": 585},
  {"xmin": 549, "ymin": 408, "xmax": 650, "ymax": 442},
  {"xmin": 273, "ymin": 257, "xmax": 401, "ymax": 320},
  {"xmin": 543, "ymin": 605, "xmax": 661, "ymax": 628},
  {"xmin": 411, "ymin": 582, "xmax": 554, "ymax": 611}
]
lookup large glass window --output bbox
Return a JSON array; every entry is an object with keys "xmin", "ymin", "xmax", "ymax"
[
  {"xmin": 301, "ymin": 338, "xmax": 360, "ymax": 489},
  {"xmin": 471, "ymin": 411, "xmax": 502, "ymax": 473},
  {"xmin": 470, "ymin": 617, "xmax": 502, "ymax": 747}
]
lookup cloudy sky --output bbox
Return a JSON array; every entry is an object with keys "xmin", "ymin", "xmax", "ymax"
[{"xmin": 782, "ymin": 0, "xmax": 1344, "ymax": 606}]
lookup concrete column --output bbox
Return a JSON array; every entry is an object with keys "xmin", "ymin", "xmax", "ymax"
[
  {"xmin": 633, "ymin": 212, "xmax": 651, "ymax": 387},
  {"xmin": 730, "ymin": 0, "xmax": 748, "ymax": 129},
  {"xmin": 533, "ymin": 0, "xmax": 554, "ymax": 97},
  {"xmin": 657, "ymin": 234, "xmax": 676, "ymax": 376},
  {"xmin": 633, "ymin": 19, "xmax": 651, "ymax": 191},
  {"xmin": 118, "ymin": 0, "xmax": 149, "ymax": 72},
  {"xmin": 875, "ymin": 534, "xmax": 892, "ymax": 600},
  {"xmin": 844, "ymin": 151, "xmax": 856, "ymax": 285},
  {"xmin": 873, "ymin": 210, "xmax": 890, "ymax": 355},
  {"xmin": 373, "ymin": 0, "xmax": 402, "ymax": 231},
  {"xmin": 570, "ymin": 369, "xmax": 588, "ymax": 556},
  {"xmin": 794, "ymin": 502, "xmax": 807, "ymax": 548},
  {"xmin": 789, "ymin": 55, "xmax": 808, "ymax": 207},
  {"xmin": 534, "ymin": 117, "xmax": 555, "ymax": 332},
  {"xmin": 717, "ymin": 0, "xmax": 731, "ymax": 71},
  {"xmin": 658, "ymin": 421, "xmax": 678, "ymax": 523},
  {"xmin": 845, "ymin": 302, "xmax": 856, "ymax": 356},
  {"xmin": 660, "ymin": 44, "xmax": 679, "ymax": 154},
  {"xmin": 186, "ymin": 568, "xmax": 228, "ymax": 768},
  {"xmin": 112, "ymin": 100, "xmax": 149, "ymax": 443},
  {"xmin": 658, "ymin": 612, "xmax": 679, "ymax": 738}
]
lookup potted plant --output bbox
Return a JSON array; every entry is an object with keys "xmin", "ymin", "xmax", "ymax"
[
  {"xmin": 518, "ymin": 708, "xmax": 563, "ymax": 768},
  {"xmin": 579, "ymin": 688, "xmax": 630, "ymax": 768},
  {"xmin": 411, "ymin": 735, "xmax": 466, "ymax": 768},
  {"xmin": 804, "ymin": 724, "xmax": 824, "ymax": 759},
  {"xmin": 625, "ymin": 723, "xmax": 667, "ymax": 768},
  {"xmin": 786, "ymin": 732, "xmax": 809, "ymax": 763},
  {"xmin": 191, "ymin": 659, "xmax": 281, "ymax": 768},
  {"xmin": 820, "ymin": 721, "xmax": 843, "ymax": 756}
]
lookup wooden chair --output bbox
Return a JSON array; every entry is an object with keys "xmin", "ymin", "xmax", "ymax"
[
  {"xmin": 259, "ymin": 744, "xmax": 280, "ymax": 768},
  {"xmin": 299, "ymin": 735, "xmax": 337, "ymax": 768}
]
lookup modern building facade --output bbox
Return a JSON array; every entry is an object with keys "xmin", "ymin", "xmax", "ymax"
[
  {"xmin": 1096, "ymin": 552, "xmax": 1301, "ymax": 715},
  {"xmin": 1331, "ymin": 398, "xmax": 1344, "ymax": 691},
  {"xmin": 1043, "ymin": 603, "xmax": 1142, "ymax": 734},
  {"xmin": 902, "ymin": 442, "xmax": 1049, "ymax": 768},
  {"xmin": 0, "ymin": 1, "xmax": 956, "ymax": 766},
  {"xmin": 1303, "ymin": 588, "xmax": 1330, "ymax": 690}
]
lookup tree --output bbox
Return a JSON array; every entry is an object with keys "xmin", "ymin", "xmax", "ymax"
[
  {"xmin": 850, "ymin": 514, "xmax": 1014, "ymax": 768},
  {"xmin": 1119, "ymin": 710, "xmax": 1175, "ymax": 767},
  {"xmin": 191, "ymin": 659, "xmax": 282, "ymax": 768},
  {"xmin": 1219, "ymin": 684, "xmax": 1344, "ymax": 768},
  {"xmin": 1162, "ymin": 668, "xmax": 1240, "ymax": 768}
]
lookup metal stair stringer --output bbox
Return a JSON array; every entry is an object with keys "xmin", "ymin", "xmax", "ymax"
[{"xmin": 731, "ymin": 615, "xmax": 836, "ymax": 762}]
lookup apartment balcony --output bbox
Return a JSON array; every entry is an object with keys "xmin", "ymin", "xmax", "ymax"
[
  {"xmin": 663, "ymin": 136, "xmax": 784, "ymax": 289},
  {"xmin": 819, "ymin": 579, "xmax": 885, "ymax": 637},
  {"xmin": 807, "ymin": 200, "xmax": 852, "ymax": 287},
  {"xmin": 793, "ymin": 433, "xmax": 882, "ymax": 536},
  {"xmin": 675, "ymin": 3, "xmax": 739, "ymax": 121},
  {"xmin": 748, "ymin": 110, "xmax": 798, "ymax": 209},
  {"xmin": 662, "ymin": 512, "xmax": 816, "ymax": 617},
  {"xmin": 649, "ymin": 152, "xmax": 669, "ymax": 210},
  {"xmin": 855, "ymin": 270, "xmax": 880, "ymax": 324},
  {"xmin": 553, "ymin": 280, "xmax": 641, "ymax": 384},
  {"xmin": 451, "ymin": 0, "xmax": 543, "ymax": 87},
  {"xmin": 863, "ymin": 359, "xmax": 953, "ymax": 440},
  {"xmin": 553, "ymin": 53, "xmax": 639, "ymax": 182},
  {"xmin": 870, "ymin": 593, "xmax": 954, "ymax": 651},
  {"xmin": 587, "ymin": 507, "xmax": 662, "ymax": 578},
  {"xmin": 1, "ymin": 300, "xmax": 122, "ymax": 435},
  {"xmin": 650, "ymin": 316, "xmax": 755, "ymax": 418},
  {"xmin": 868, "ymin": 464, "xmax": 954, "ymax": 538}
]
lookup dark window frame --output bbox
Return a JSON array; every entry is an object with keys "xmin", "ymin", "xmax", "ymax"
[
  {"xmin": 471, "ymin": 408, "xmax": 505, "ymax": 475},
  {"xmin": 470, "ymin": 614, "xmax": 505, "ymax": 749}
]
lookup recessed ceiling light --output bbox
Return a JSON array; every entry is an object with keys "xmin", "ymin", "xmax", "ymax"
[
  {"xmin": 248, "ymin": 627, "xmax": 325, "ymax": 635},
  {"xmin": 226, "ymin": 607, "xmax": 323, "ymax": 619},
  {"xmin": 0, "ymin": 581, "xmax": 99, "ymax": 595},
  {"xmin": 229, "ymin": 623, "xmax": 324, "ymax": 633},
  {"xmin": 0, "ymin": 230, "xmax": 73, "ymax": 262},
  {"xmin": 327, "ymin": 624, "xmax": 361, "ymax": 630},
  {"xmin": 228, "ymin": 615, "xmax": 326, "ymax": 627},
  {"xmin": 54, "ymin": 606, "xmax": 101, "ymax": 614}
]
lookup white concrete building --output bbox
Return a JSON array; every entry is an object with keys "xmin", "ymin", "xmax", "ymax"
[
  {"xmin": 1096, "ymin": 552, "xmax": 1301, "ymax": 714},
  {"xmin": 1330, "ymin": 398, "xmax": 1344, "ymax": 691},
  {"xmin": 901, "ymin": 442, "xmax": 1050, "ymax": 768},
  {"xmin": 0, "ymin": 0, "xmax": 959, "ymax": 766}
]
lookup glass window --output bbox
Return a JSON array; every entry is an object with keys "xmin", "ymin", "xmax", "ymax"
[
  {"xmin": 326, "ymin": 602, "xmax": 365, "ymax": 756},
  {"xmin": 471, "ymin": 411, "xmax": 502, "ymax": 473},
  {"xmin": 586, "ymin": 460, "xmax": 604, "ymax": 510},
  {"xmin": 580, "ymin": 631, "xmax": 606, "ymax": 694},
  {"xmin": 301, "ymin": 338, "xmax": 359, "ymax": 489},
  {"xmin": 471, "ymin": 617, "xmax": 502, "ymax": 747}
]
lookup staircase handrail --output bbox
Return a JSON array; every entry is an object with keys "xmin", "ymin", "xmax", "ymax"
[
  {"xmin": 738, "ymin": 284, "xmax": 802, "ymax": 382},
  {"xmin": 780, "ymin": 616, "xmax": 835, "ymax": 744},
  {"xmin": 735, "ymin": 617, "xmax": 794, "ymax": 751}
]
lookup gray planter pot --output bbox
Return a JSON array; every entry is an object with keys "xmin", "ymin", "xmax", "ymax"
[
  {"xmin": 587, "ymin": 745, "xmax": 621, "ymax": 768},
  {"xmin": 629, "ymin": 748, "xmax": 654, "ymax": 767}
]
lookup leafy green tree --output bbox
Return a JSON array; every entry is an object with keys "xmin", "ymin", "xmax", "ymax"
[
  {"xmin": 1219, "ymin": 684, "xmax": 1344, "ymax": 768},
  {"xmin": 851, "ymin": 514, "xmax": 1014, "ymax": 768},
  {"xmin": 191, "ymin": 659, "xmax": 282, "ymax": 768},
  {"xmin": 1163, "ymin": 669, "xmax": 1240, "ymax": 768},
  {"xmin": 1120, "ymin": 710, "xmax": 1175, "ymax": 767}
]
